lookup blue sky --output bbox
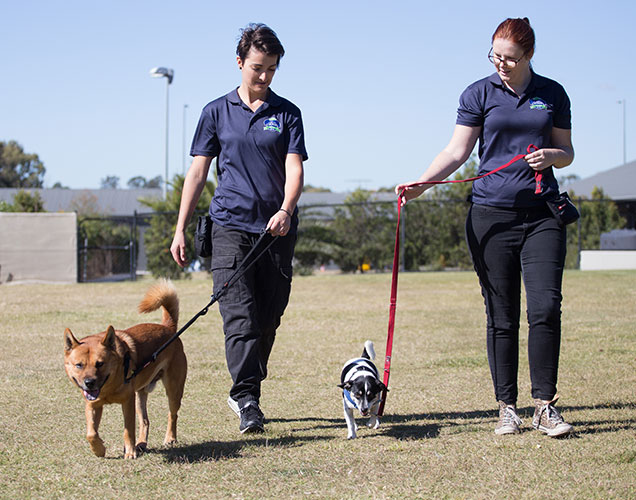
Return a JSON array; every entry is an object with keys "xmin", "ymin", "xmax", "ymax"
[{"xmin": 2, "ymin": 0, "xmax": 635, "ymax": 192}]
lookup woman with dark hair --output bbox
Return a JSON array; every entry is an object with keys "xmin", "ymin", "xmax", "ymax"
[
  {"xmin": 396, "ymin": 18, "xmax": 574, "ymax": 437},
  {"xmin": 170, "ymin": 23, "xmax": 307, "ymax": 434}
]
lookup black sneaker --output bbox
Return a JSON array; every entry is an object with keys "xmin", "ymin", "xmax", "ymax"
[{"xmin": 239, "ymin": 401, "xmax": 264, "ymax": 434}]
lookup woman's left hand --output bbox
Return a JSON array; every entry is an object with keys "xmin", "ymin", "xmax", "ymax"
[
  {"xmin": 525, "ymin": 148, "xmax": 556, "ymax": 171},
  {"xmin": 267, "ymin": 210, "xmax": 291, "ymax": 236}
]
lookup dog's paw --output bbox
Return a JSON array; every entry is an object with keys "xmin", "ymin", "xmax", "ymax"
[
  {"xmin": 124, "ymin": 445, "xmax": 138, "ymax": 459},
  {"xmin": 88, "ymin": 437, "xmax": 106, "ymax": 457},
  {"xmin": 135, "ymin": 442, "xmax": 148, "ymax": 454},
  {"xmin": 347, "ymin": 433, "xmax": 357, "ymax": 439},
  {"xmin": 367, "ymin": 417, "xmax": 381, "ymax": 429}
]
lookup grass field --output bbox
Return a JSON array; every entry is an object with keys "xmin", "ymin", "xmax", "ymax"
[{"xmin": 1, "ymin": 270, "xmax": 635, "ymax": 499}]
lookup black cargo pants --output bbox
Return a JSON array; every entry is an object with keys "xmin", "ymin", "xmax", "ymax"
[{"xmin": 210, "ymin": 224, "xmax": 295, "ymax": 406}]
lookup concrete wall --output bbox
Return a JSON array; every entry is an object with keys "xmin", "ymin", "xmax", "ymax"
[
  {"xmin": 0, "ymin": 213, "xmax": 77, "ymax": 283},
  {"xmin": 580, "ymin": 250, "xmax": 636, "ymax": 271}
]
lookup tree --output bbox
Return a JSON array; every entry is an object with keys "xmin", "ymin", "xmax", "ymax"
[
  {"xmin": 402, "ymin": 156, "xmax": 477, "ymax": 270},
  {"xmin": 0, "ymin": 189, "xmax": 45, "ymax": 212},
  {"xmin": 303, "ymin": 184, "xmax": 332, "ymax": 193},
  {"xmin": 295, "ymin": 208, "xmax": 338, "ymax": 275},
  {"xmin": 127, "ymin": 175, "xmax": 163, "ymax": 189},
  {"xmin": 73, "ymin": 193, "xmax": 132, "ymax": 280},
  {"xmin": 331, "ymin": 189, "xmax": 395, "ymax": 273},
  {"xmin": 101, "ymin": 176, "xmax": 120, "ymax": 189},
  {"xmin": 565, "ymin": 187, "xmax": 626, "ymax": 268},
  {"xmin": 0, "ymin": 140, "xmax": 46, "ymax": 188},
  {"xmin": 140, "ymin": 174, "xmax": 215, "ymax": 279},
  {"xmin": 127, "ymin": 176, "xmax": 147, "ymax": 188}
]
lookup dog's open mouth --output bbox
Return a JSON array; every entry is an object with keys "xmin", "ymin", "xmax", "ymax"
[{"xmin": 83, "ymin": 389, "xmax": 100, "ymax": 401}]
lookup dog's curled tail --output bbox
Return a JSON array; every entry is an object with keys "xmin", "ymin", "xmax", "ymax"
[
  {"xmin": 363, "ymin": 340, "xmax": 376, "ymax": 361},
  {"xmin": 138, "ymin": 279, "xmax": 179, "ymax": 331}
]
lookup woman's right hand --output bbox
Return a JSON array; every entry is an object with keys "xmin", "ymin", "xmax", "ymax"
[
  {"xmin": 170, "ymin": 230, "xmax": 188, "ymax": 268},
  {"xmin": 394, "ymin": 183, "xmax": 428, "ymax": 206}
]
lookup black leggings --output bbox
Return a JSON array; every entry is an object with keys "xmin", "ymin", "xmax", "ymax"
[{"xmin": 466, "ymin": 203, "xmax": 567, "ymax": 404}]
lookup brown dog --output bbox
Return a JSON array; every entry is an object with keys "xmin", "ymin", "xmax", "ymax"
[{"xmin": 63, "ymin": 279, "xmax": 187, "ymax": 459}]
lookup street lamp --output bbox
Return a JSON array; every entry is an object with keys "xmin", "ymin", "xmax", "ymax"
[
  {"xmin": 618, "ymin": 99, "xmax": 627, "ymax": 165},
  {"xmin": 150, "ymin": 66, "xmax": 174, "ymax": 199},
  {"xmin": 182, "ymin": 103, "xmax": 189, "ymax": 175}
]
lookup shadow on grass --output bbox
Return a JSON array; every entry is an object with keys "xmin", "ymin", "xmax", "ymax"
[
  {"xmin": 154, "ymin": 434, "xmax": 335, "ymax": 463},
  {"xmin": 379, "ymin": 401, "xmax": 636, "ymax": 440},
  {"xmin": 152, "ymin": 401, "xmax": 636, "ymax": 459}
]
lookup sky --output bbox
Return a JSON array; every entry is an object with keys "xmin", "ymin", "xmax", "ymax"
[{"xmin": 2, "ymin": 0, "xmax": 635, "ymax": 193}]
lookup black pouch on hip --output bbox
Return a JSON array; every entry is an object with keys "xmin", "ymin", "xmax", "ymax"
[
  {"xmin": 545, "ymin": 192, "xmax": 580, "ymax": 227},
  {"xmin": 194, "ymin": 215, "xmax": 213, "ymax": 258}
]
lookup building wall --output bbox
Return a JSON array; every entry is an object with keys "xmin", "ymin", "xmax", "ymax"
[{"xmin": 0, "ymin": 213, "xmax": 77, "ymax": 283}]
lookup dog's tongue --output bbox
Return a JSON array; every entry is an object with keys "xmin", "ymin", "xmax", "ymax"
[{"xmin": 83, "ymin": 389, "xmax": 99, "ymax": 401}]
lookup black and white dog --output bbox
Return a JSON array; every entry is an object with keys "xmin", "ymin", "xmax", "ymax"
[{"xmin": 338, "ymin": 340, "xmax": 387, "ymax": 439}]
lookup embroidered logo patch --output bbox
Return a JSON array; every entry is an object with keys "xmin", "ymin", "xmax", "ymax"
[
  {"xmin": 263, "ymin": 117, "xmax": 282, "ymax": 133},
  {"xmin": 529, "ymin": 97, "xmax": 548, "ymax": 110}
]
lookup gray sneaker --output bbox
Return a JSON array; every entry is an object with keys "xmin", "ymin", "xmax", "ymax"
[
  {"xmin": 532, "ymin": 397, "xmax": 573, "ymax": 437},
  {"xmin": 495, "ymin": 401, "xmax": 522, "ymax": 435}
]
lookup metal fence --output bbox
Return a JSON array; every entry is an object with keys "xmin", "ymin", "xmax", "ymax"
[{"xmin": 77, "ymin": 197, "xmax": 635, "ymax": 281}]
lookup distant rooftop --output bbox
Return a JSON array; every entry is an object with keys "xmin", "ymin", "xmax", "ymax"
[
  {"xmin": 0, "ymin": 188, "xmax": 162, "ymax": 215},
  {"xmin": 567, "ymin": 160, "xmax": 636, "ymax": 200}
]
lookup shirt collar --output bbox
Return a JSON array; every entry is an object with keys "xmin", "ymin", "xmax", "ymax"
[
  {"xmin": 226, "ymin": 88, "xmax": 283, "ymax": 111},
  {"xmin": 488, "ymin": 70, "xmax": 547, "ymax": 96}
]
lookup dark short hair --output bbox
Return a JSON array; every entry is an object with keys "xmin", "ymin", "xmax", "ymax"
[
  {"xmin": 236, "ymin": 23, "xmax": 285, "ymax": 66},
  {"xmin": 492, "ymin": 17, "xmax": 535, "ymax": 58}
]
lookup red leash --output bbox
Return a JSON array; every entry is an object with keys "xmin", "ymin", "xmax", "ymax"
[{"xmin": 377, "ymin": 144, "xmax": 538, "ymax": 416}]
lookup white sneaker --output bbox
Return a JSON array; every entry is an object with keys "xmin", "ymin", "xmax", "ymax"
[{"xmin": 227, "ymin": 396, "xmax": 240, "ymax": 417}]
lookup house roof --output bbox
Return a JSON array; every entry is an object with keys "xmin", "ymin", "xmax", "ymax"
[
  {"xmin": 567, "ymin": 160, "xmax": 636, "ymax": 200},
  {"xmin": 0, "ymin": 188, "xmax": 162, "ymax": 215}
]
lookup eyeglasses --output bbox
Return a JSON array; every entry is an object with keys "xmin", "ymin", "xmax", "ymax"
[{"xmin": 488, "ymin": 48, "xmax": 526, "ymax": 68}]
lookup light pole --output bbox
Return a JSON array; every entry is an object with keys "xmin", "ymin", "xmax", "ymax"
[
  {"xmin": 150, "ymin": 67, "xmax": 174, "ymax": 199},
  {"xmin": 182, "ymin": 104, "xmax": 189, "ymax": 175},
  {"xmin": 618, "ymin": 99, "xmax": 626, "ymax": 165}
]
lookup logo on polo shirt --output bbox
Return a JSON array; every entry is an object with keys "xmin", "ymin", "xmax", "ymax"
[
  {"xmin": 529, "ymin": 97, "xmax": 548, "ymax": 110},
  {"xmin": 263, "ymin": 117, "xmax": 282, "ymax": 133}
]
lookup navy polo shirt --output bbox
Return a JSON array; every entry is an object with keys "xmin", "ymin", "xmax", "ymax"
[
  {"xmin": 457, "ymin": 71, "xmax": 571, "ymax": 208},
  {"xmin": 191, "ymin": 88, "xmax": 308, "ymax": 233}
]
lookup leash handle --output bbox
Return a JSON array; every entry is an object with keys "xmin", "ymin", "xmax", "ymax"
[{"xmin": 379, "ymin": 145, "xmax": 536, "ymax": 415}]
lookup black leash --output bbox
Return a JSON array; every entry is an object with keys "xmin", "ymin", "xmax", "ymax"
[{"xmin": 124, "ymin": 229, "xmax": 279, "ymax": 383}]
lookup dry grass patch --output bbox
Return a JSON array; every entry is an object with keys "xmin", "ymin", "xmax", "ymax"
[{"xmin": 0, "ymin": 270, "xmax": 635, "ymax": 499}]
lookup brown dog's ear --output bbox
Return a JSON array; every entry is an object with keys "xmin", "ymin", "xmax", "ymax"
[
  {"xmin": 64, "ymin": 328, "xmax": 80, "ymax": 352},
  {"xmin": 101, "ymin": 326, "xmax": 117, "ymax": 351}
]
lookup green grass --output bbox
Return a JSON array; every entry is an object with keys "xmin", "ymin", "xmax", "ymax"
[{"xmin": 1, "ymin": 270, "xmax": 635, "ymax": 499}]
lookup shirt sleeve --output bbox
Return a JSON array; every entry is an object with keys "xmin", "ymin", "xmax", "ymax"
[
  {"xmin": 285, "ymin": 107, "xmax": 309, "ymax": 161},
  {"xmin": 190, "ymin": 105, "xmax": 221, "ymax": 157},
  {"xmin": 456, "ymin": 82, "xmax": 485, "ymax": 127},
  {"xmin": 552, "ymin": 84, "xmax": 572, "ymax": 130}
]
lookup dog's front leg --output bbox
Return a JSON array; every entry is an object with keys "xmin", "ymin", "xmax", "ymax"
[
  {"xmin": 122, "ymin": 396, "xmax": 137, "ymax": 459},
  {"xmin": 367, "ymin": 401, "xmax": 381, "ymax": 429},
  {"xmin": 85, "ymin": 403, "xmax": 106, "ymax": 457},
  {"xmin": 343, "ymin": 399, "xmax": 357, "ymax": 439},
  {"xmin": 135, "ymin": 389, "xmax": 149, "ymax": 453}
]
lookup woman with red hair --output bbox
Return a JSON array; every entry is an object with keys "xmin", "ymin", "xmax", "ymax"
[{"xmin": 396, "ymin": 18, "xmax": 574, "ymax": 437}]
